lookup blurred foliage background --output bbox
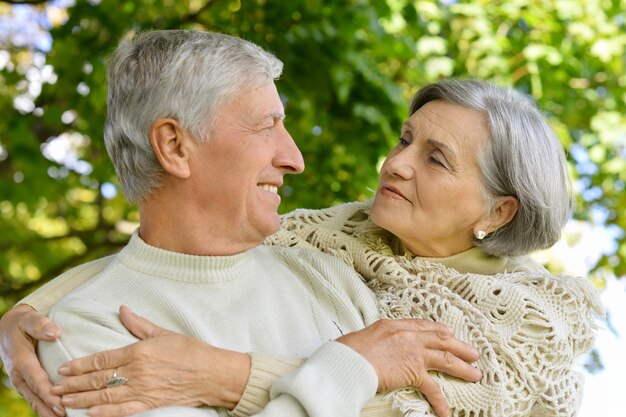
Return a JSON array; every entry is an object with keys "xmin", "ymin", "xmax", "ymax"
[{"xmin": 0, "ymin": 0, "xmax": 624, "ymax": 415}]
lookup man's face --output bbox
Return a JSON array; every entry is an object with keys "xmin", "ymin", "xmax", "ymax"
[{"xmin": 189, "ymin": 82, "xmax": 304, "ymax": 246}]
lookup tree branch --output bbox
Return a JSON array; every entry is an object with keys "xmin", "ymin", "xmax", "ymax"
[{"xmin": 1, "ymin": 0, "xmax": 49, "ymax": 4}]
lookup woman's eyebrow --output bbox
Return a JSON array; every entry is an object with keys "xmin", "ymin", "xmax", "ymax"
[
  {"xmin": 406, "ymin": 119, "xmax": 458, "ymax": 162},
  {"xmin": 426, "ymin": 138, "xmax": 458, "ymax": 166}
]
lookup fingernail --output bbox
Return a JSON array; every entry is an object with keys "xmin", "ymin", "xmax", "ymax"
[
  {"xmin": 57, "ymin": 366, "xmax": 70, "ymax": 375},
  {"xmin": 53, "ymin": 406, "xmax": 64, "ymax": 416},
  {"xmin": 45, "ymin": 325, "xmax": 60, "ymax": 338},
  {"xmin": 61, "ymin": 396, "xmax": 75, "ymax": 406}
]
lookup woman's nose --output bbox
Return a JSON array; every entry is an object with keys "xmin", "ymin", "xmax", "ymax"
[{"xmin": 384, "ymin": 150, "xmax": 414, "ymax": 180}]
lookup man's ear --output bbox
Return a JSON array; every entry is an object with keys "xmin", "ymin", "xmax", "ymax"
[{"xmin": 150, "ymin": 118, "xmax": 195, "ymax": 179}]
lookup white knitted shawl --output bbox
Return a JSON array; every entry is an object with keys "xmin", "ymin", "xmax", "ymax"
[{"xmin": 265, "ymin": 202, "xmax": 603, "ymax": 417}]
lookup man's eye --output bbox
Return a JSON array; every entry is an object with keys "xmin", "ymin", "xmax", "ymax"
[{"xmin": 398, "ymin": 137, "xmax": 409, "ymax": 146}]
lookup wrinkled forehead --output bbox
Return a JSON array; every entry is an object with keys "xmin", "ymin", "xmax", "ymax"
[
  {"xmin": 210, "ymin": 82, "xmax": 285, "ymax": 129},
  {"xmin": 407, "ymin": 100, "xmax": 490, "ymax": 145}
]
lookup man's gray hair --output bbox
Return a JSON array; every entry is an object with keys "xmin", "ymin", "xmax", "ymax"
[
  {"xmin": 104, "ymin": 30, "xmax": 283, "ymax": 203},
  {"xmin": 409, "ymin": 79, "xmax": 573, "ymax": 257}
]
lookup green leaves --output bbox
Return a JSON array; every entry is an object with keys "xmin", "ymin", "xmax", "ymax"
[
  {"xmin": 0, "ymin": 0, "xmax": 622, "ymax": 295},
  {"xmin": 0, "ymin": 0, "xmax": 624, "ymax": 410},
  {"xmin": 0, "ymin": 0, "xmax": 623, "ymax": 301}
]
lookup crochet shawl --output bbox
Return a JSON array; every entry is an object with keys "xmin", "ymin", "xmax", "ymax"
[{"xmin": 265, "ymin": 202, "xmax": 603, "ymax": 417}]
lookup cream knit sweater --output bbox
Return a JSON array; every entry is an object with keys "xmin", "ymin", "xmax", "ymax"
[
  {"xmin": 264, "ymin": 202, "xmax": 604, "ymax": 417},
  {"xmin": 34, "ymin": 231, "xmax": 384, "ymax": 417},
  {"xmin": 24, "ymin": 202, "xmax": 603, "ymax": 417}
]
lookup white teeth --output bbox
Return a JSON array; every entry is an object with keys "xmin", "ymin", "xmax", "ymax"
[{"xmin": 259, "ymin": 184, "xmax": 278, "ymax": 194}]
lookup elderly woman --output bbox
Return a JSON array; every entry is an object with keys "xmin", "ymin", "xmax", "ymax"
[
  {"xmin": 2, "ymin": 80, "xmax": 600, "ymax": 417},
  {"xmin": 265, "ymin": 79, "xmax": 603, "ymax": 416}
]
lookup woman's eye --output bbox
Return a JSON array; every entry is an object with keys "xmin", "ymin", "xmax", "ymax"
[
  {"xmin": 398, "ymin": 137, "xmax": 410, "ymax": 146},
  {"xmin": 429, "ymin": 155, "xmax": 446, "ymax": 168}
]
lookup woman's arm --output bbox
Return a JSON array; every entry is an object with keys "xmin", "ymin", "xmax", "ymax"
[
  {"xmin": 50, "ymin": 305, "xmax": 251, "ymax": 414},
  {"xmin": 53, "ymin": 309, "xmax": 479, "ymax": 417},
  {"xmin": 0, "ymin": 256, "xmax": 115, "ymax": 416},
  {"xmin": 21, "ymin": 256, "xmax": 114, "ymax": 314},
  {"xmin": 0, "ymin": 304, "xmax": 64, "ymax": 417}
]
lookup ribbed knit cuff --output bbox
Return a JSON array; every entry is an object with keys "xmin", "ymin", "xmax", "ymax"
[
  {"xmin": 269, "ymin": 341, "xmax": 378, "ymax": 416},
  {"xmin": 230, "ymin": 354, "xmax": 302, "ymax": 417}
]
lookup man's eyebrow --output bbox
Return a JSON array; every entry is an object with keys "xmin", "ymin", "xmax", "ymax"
[
  {"xmin": 253, "ymin": 112, "xmax": 285, "ymax": 128},
  {"xmin": 268, "ymin": 112, "xmax": 286, "ymax": 121}
]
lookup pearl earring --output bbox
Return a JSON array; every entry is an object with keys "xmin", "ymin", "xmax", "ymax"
[{"xmin": 476, "ymin": 230, "xmax": 487, "ymax": 240}]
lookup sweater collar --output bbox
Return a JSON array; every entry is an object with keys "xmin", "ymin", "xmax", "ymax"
[
  {"xmin": 410, "ymin": 247, "xmax": 510, "ymax": 275},
  {"xmin": 116, "ymin": 230, "xmax": 255, "ymax": 283},
  {"xmin": 390, "ymin": 237, "xmax": 512, "ymax": 275}
]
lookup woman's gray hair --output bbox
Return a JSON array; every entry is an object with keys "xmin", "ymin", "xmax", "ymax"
[
  {"xmin": 409, "ymin": 79, "xmax": 573, "ymax": 257},
  {"xmin": 104, "ymin": 30, "xmax": 283, "ymax": 203}
]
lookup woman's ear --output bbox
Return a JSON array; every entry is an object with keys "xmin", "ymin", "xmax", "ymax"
[
  {"xmin": 488, "ymin": 196, "xmax": 519, "ymax": 232},
  {"xmin": 474, "ymin": 196, "xmax": 519, "ymax": 238},
  {"xmin": 150, "ymin": 118, "xmax": 195, "ymax": 179}
]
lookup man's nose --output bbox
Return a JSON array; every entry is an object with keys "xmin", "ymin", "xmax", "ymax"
[{"xmin": 275, "ymin": 128, "xmax": 305, "ymax": 174}]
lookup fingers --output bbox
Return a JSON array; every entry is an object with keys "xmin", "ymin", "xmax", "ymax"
[
  {"xmin": 87, "ymin": 401, "xmax": 148, "ymax": 417},
  {"xmin": 19, "ymin": 381, "xmax": 64, "ymax": 417},
  {"xmin": 52, "ymin": 369, "xmax": 117, "ymax": 396},
  {"xmin": 401, "ymin": 319, "xmax": 482, "ymax": 382},
  {"xmin": 415, "ymin": 374, "xmax": 449, "ymax": 417},
  {"xmin": 58, "ymin": 306, "xmax": 169, "ymax": 377},
  {"xmin": 404, "ymin": 319, "xmax": 479, "ymax": 361},
  {"xmin": 61, "ymin": 384, "xmax": 131, "ymax": 409},
  {"xmin": 58, "ymin": 347, "xmax": 130, "ymax": 377},
  {"xmin": 426, "ymin": 350, "xmax": 482, "ymax": 382},
  {"xmin": 17, "ymin": 305, "xmax": 61, "ymax": 342},
  {"xmin": 119, "ymin": 305, "xmax": 167, "ymax": 340},
  {"xmin": 16, "ymin": 348, "xmax": 65, "ymax": 415}
]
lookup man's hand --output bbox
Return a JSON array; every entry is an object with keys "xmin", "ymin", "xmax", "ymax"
[
  {"xmin": 0, "ymin": 304, "xmax": 64, "ymax": 417},
  {"xmin": 51, "ymin": 306, "xmax": 251, "ymax": 417},
  {"xmin": 338, "ymin": 318, "xmax": 482, "ymax": 417}
]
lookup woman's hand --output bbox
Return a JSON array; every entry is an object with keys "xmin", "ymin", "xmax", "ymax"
[
  {"xmin": 338, "ymin": 318, "xmax": 482, "ymax": 417},
  {"xmin": 0, "ymin": 304, "xmax": 65, "ymax": 417},
  {"xmin": 52, "ymin": 306, "xmax": 251, "ymax": 417}
]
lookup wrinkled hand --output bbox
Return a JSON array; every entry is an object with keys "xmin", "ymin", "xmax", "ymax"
[
  {"xmin": 52, "ymin": 305, "xmax": 251, "ymax": 417},
  {"xmin": 0, "ymin": 304, "xmax": 64, "ymax": 417},
  {"xmin": 338, "ymin": 318, "xmax": 482, "ymax": 417}
]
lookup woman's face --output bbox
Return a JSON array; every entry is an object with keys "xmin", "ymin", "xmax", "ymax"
[{"xmin": 370, "ymin": 100, "xmax": 494, "ymax": 257}]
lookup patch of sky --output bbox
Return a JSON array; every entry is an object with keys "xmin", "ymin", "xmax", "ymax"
[
  {"xmin": 570, "ymin": 143, "xmax": 599, "ymax": 175},
  {"xmin": 100, "ymin": 182, "xmax": 118, "ymax": 199},
  {"xmin": 41, "ymin": 132, "xmax": 93, "ymax": 176},
  {"xmin": 582, "ymin": 186, "xmax": 603, "ymax": 202},
  {"xmin": 311, "ymin": 126, "xmax": 323, "ymax": 136}
]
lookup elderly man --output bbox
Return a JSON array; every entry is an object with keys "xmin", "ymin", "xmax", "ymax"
[{"xmin": 0, "ymin": 30, "xmax": 480, "ymax": 417}]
